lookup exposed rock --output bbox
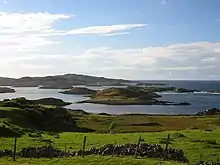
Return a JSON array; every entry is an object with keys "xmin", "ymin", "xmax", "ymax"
[
  {"xmin": 175, "ymin": 88, "xmax": 195, "ymax": 93},
  {"xmin": 173, "ymin": 102, "xmax": 191, "ymax": 106},
  {"xmin": 0, "ymin": 87, "xmax": 15, "ymax": 93},
  {"xmin": 196, "ymin": 108, "xmax": 220, "ymax": 115},
  {"xmin": 60, "ymin": 87, "xmax": 97, "ymax": 95}
]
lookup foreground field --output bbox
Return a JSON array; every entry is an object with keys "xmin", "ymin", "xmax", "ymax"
[
  {"xmin": 1, "ymin": 130, "xmax": 220, "ymax": 164},
  {"xmin": 0, "ymin": 157, "xmax": 185, "ymax": 165},
  {"xmin": 0, "ymin": 99, "xmax": 220, "ymax": 164}
]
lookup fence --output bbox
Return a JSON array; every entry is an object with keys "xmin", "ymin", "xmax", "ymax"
[{"xmin": 0, "ymin": 134, "xmax": 180, "ymax": 162}]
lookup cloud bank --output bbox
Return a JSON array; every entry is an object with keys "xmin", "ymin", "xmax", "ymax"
[{"xmin": 0, "ymin": 12, "xmax": 219, "ymax": 80}]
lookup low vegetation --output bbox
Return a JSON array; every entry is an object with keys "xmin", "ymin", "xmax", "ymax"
[
  {"xmin": 79, "ymin": 87, "xmax": 191, "ymax": 105},
  {"xmin": 0, "ymin": 98, "xmax": 220, "ymax": 164}
]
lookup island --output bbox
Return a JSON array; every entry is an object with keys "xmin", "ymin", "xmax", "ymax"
[
  {"xmin": 39, "ymin": 85, "xmax": 73, "ymax": 89},
  {"xmin": 175, "ymin": 88, "xmax": 195, "ymax": 93},
  {"xmin": 0, "ymin": 97, "xmax": 71, "ymax": 107},
  {"xmin": 60, "ymin": 87, "xmax": 97, "ymax": 95},
  {"xmin": 130, "ymin": 85, "xmax": 197, "ymax": 93},
  {"xmin": 0, "ymin": 87, "xmax": 15, "ymax": 93},
  {"xmin": 0, "ymin": 74, "xmax": 130, "ymax": 88},
  {"xmin": 78, "ymin": 87, "xmax": 190, "ymax": 105}
]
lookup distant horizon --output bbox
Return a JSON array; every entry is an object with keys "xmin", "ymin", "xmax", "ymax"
[{"xmin": 1, "ymin": 73, "xmax": 220, "ymax": 81}]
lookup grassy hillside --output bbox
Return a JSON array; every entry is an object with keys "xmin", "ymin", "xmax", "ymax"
[
  {"xmin": 0, "ymin": 73, "xmax": 130, "ymax": 87},
  {"xmin": 0, "ymin": 98, "xmax": 93, "ymax": 137}
]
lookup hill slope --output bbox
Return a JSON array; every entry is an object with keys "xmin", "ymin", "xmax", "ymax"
[{"xmin": 0, "ymin": 74, "xmax": 131, "ymax": 88}]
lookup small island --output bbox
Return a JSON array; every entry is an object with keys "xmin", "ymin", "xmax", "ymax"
[
  {"xmin": 175, "ymin": 88, "xmax": 195, "ymax": 93},
  {"xmin": 0, "ymin": 87, "xmax": 15, "ymax": 93},
  {"xmin": 60, "ymin": 87, "xmax": 97, "ymax": 95},
  {"xmin": 39, "ymin": 84, "xmax": 73, "ymax": 89}
]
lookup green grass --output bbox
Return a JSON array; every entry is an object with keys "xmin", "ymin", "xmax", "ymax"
[
  {"xmin": 0, "ymin": 156, "xmax": 185, "ymax": 165},
  {"xmin": 1, "ymin": 105, "xmax": 220, "ymax": 164},
  {"xmin": 75, "ymin": 114, "xmax": 219, "ymax": 133},
  {"xmin": 1, "ymin": 130, "xmax": 220, "ymax": 164}
]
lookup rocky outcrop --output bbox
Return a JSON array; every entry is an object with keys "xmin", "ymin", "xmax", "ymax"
[
  {"xmin": 0, "ymin": 87, "xmax": 15, "ymax": 93},
  {"xmin": 196, "ymin": 108, "xmax": 220, "ymax": 115},
  {"xmin": 60, "ymin": 87, "xmax": 97, "ymax": 95},
  {"xmin": 175, "ymin": 88, "xmax": 195, "ymax": 93}
]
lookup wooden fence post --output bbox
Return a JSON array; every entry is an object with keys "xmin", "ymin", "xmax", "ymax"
[
  {"xmin": 48, "ymin": 140, "xmax": 52, "ymax": 159},
  {"xmin": 65, "ymin": 144, "xmax": 67, "ymax": 157},
  {"xmin": 82, "ymin": 136, "xmax": 87, "ymax": 158},
  {"xmin": 29, "ymin": 143, "xmax": 32, "ymax": 160},
  {"xmin": 134, "ymin": 136, "xmax": 141, "ymax": 158},
  {"xmin": 13, "ymin": 137, "xmax": 17, "ymax": 161},
  {"xmin": 165, "ymin": 134, "xmax": 170, "ymax": 150}
]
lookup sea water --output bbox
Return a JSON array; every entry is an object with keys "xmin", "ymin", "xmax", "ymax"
[{"xmin": 0, "ymin": 81, "xmax": 219, "ymax": 114}]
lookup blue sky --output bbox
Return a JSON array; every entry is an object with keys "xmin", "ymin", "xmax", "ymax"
[{"xmin": 0, "ymin": 0, "xmax": 220, "ymax": 80}]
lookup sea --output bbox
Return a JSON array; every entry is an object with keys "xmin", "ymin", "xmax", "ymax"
[{"xmin": 0, "ymin": 80, "xmax": 220, "ymax": 115}]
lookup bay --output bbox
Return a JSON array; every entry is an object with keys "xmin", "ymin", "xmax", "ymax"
[{"xmin": 0, "ymin": 81, "xmax": 220, "ymax": 115}]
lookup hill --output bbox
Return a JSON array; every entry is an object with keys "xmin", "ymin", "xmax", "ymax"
[
  {"xmin": 0, "ymin": 98, "xmax": 93, "ymax": 137},
  {"xmin": 0, "ymin": 74, "xmax": 131, "ymax": 88},
  {"xmin": 79, "ymin": 87, "xmax": 165, "ymax": 105}
]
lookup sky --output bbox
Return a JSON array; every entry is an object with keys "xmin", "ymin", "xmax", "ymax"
[{"xmin": 0, "ymin": 0, "xmax": 220, "ymax": 80}]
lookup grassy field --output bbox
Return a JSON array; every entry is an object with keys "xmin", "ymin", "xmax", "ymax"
[
  {"xmin": 74, "ymin": 113, "xmax": 220, "ymax": 133},
  {"xmin": 1, "ymin": 103, "xmax": 220, "ymax": 164},
  {"xmin": 0, "ymin": 156, "xmax": 185, "ymax": 165},
  {"xmin": 1, "ymin": 130, "xmax": 220, "ymax": 164}
]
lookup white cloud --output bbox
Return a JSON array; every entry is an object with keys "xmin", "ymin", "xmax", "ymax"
[
  {"xmin": 66, "ymin": 24, "xmax": 146, "ymax": 36},
  {"xmin": 0, "ymin": 12, "xmax": 146, "ymax": 54},
  {"xmin": 0, "ymin": 12, "xmax": 71, "ymax": 53},
  {"xmin": 0, "ymin": 12, "xmax": 220, "ymax": 80},
  {"xmin": 4, "ymin": 42, "xmax": 220, "ymax": 80}
]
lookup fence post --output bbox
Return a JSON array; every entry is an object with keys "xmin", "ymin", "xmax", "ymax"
[
  {"xmin": 165, "ymin": 134, "xmax": 170, "ymax": 150},
  {"xmin": 29, "ymin": 143, "xmax": 32, "ymax": 160},
  {"xmin": 48, "ymin": 140, "xmax": 52, "ymax": 159},
  {"xmin": 134, "ymin": 136, "xmax": 141, "ymax": 158},
  {"xmin": 82, "ymin": 136, "xmax": 87, "ymax": 158},
  {"xmin": 65, "ymin": 144, "xmax": 67, "ymax": 157},
  {"xmin": 13, "ymin": 137, "xmax": 17, "ymax": 161},
  {"xmin": 199, "ymin": 152, "xmax": 203, "ymax": 162}
]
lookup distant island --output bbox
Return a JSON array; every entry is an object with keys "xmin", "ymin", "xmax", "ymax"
[
  {"xmin": 0, "ymin": 74, "xmax": 131, "ymax": 89},
  {"xmin": 0, "ymin": 87, "xmax": 15, "ymax": 93},
  {"xmin": 60, "ymin": 87, "xmax": 97, "ymax": 95}
]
